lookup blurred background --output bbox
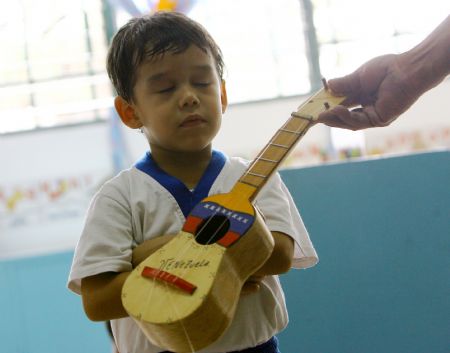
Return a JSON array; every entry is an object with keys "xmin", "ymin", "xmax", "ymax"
[{"xmin": 0, "ymin": 1, "xmax": 449, "ymax": 352}]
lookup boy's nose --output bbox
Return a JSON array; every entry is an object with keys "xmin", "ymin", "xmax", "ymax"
[{"xmin": 179, "ymin": 89, "xmax": 200, "ymax": 108}]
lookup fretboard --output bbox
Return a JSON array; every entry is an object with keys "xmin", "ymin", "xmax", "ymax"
[{"xmin": 234, "ymin": 87, "xmax": 346, "ymax": 202}]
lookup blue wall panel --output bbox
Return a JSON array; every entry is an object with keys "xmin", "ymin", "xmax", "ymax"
[
  {"xmin": 278, "ymin": 151, "xmax": 450, "ymax": 353},
  {"xmin": 0, "ymin": 252, "xmax": 110, "ymax": 353}
]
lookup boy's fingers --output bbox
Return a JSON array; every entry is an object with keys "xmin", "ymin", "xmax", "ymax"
[
  {"xmin": 241, "ymin": 282, "xmax": 261, "ymax": 295},
  {"xmin": 241, "ymin": 275, "xmax": 265, "ymax": 295}
]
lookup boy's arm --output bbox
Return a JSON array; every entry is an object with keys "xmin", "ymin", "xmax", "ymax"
[
  {"xmin": 81, "ymin": 271, "xmax": 130, "ymax": 321},
  {"xmin": 242, "ymin": 231, "xmax": 294, "ymax": 295},
  {"xmin": 131, "ymin": 234, "xmax": 177, "ymax": 267},
  {"xmin": 81, "ymin": 234, "xmax": 177, "ymax": 321},
  {"xmin": 255, "ymin": 231, "xmax": 294, "ymax": 276}
]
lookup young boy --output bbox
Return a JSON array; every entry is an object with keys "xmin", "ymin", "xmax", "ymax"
[{"xmin": 68, "ymin": 11, "xmax": 318, "ymax": 353}]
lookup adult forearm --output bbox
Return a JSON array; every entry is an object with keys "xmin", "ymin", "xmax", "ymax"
[{"xmin": 402, "ymin": 15, "xmax": 450, "ymax": 94}]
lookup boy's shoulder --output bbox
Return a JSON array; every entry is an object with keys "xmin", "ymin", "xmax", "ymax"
[
  {"xmin": 217, "ymin": 154, "xmax": 250, "ymax": 180},
  {"xmin": 98, "ymin": 166, "xmax": 137, "ymax": 189},
  {"xmin": 226, "ymin": 154, "xmax": 251, "ymax": 168},
  {"xmin": 94, "ymin": 166, "xmax": 153, "ymax": 200}
]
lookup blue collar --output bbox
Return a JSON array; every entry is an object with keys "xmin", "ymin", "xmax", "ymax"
[{"xmin": 135, "ymin": 150, "xmax": 227, "ymax": 217}]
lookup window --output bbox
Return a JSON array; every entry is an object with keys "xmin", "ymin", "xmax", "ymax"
[
  {"xmin": 1, "ymin": 0, "xmax": 448, "ymax": 134},
  {"xmin": 0, "ymin": 0, "xmax": 111, "ymax": 133},
  {"xmin": 2, "ymin": 0, "xmax": 310, "ymax": 133},
  {"xmin": 312, "ymin": 0, "xmax": 450, "ymax": 79},
  {"xmin": 113, "ymin": 0, "xmax": 311, "ymax": 104},
  {"xmin": 312, "ymin": 0, "xmax": 450, "ymax": 154},
  {"xmin": 188, "ymin": 0, "xmax": 311, "ymax": 103}
]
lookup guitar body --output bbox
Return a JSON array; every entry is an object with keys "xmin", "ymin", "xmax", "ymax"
[{"xmin": 121, "ymin": 183, "xmax": 274, "ymax": 353}]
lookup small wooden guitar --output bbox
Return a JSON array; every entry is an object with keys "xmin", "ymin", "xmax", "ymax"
[{"xmin": 121, "ymin": 84, "xmax": 346, "ymax": 352}]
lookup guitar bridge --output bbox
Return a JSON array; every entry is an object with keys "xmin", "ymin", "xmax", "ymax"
[{"xmin": 141, "ymin": 266, "xmax": 197, "ymax": 295}]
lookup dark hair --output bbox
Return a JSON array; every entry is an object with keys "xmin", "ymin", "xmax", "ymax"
[{"xmin": 106, "ymin": 11, "xmax": 225, "ymax": 103}]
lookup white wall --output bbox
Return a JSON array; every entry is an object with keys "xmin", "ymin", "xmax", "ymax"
[
  {"xmin": 1, "ymin": 78, "xmax": 449, "ymax": 259},
  {"xmin": 364, "ymin": 78, "xmax": 450, "ymax": 155}
]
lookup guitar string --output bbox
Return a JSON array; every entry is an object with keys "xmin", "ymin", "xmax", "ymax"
[
  {"xmin": 138, "ymin": 202, "xmax": 232, "ymax": 352},
  {"xmin": 240, "ymin": 115, "xmax": 311, "ymax": 187},
  {"xmin": 146, "ymin": 203, "xmax": 236, "ymax": 352},
  {"xmin": 158, "ymin": 203, "xmax": 232, "ymax": 352},
  {"xmin": 140, "ymin": 258, "xmax": 158, "ymax": 327},
  {"xmin": 167, "ymin": 283, "xmax": 197, "ymax": 353},
  {"xmin": 160, "ymin": 190, "xmax": 240, "ymax": 351},
  {"xmin": 147, "ymin": 276, "xmax": 198, "ymax": 352},
  {"xmin": 139, "ymin": 255, "xmax": 198, "ymax": 352},
  {"xmin": 238, "ymin": 88, "xmax": 336, "ymax": 189},
  {"xmin": 172, "ymin": 190, "xmax": 236, "ymax": 290}
]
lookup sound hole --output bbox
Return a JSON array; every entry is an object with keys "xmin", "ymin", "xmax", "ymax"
[{"xmin": 195, "ymin": 215, "xmax": 230, "ymax": 245}]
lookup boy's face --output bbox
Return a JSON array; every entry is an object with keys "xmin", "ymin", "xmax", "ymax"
[{"xmin": 124, "ymin": 45, "xmax": 227, "ymax": 155}]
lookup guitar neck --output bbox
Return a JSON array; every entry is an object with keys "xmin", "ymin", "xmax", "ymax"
[{"xmin": 232, "ymin": 87, "xmax": 346, "ymax": 202}]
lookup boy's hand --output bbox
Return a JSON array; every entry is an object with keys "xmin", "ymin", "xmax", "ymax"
[
  {"xmin": 132, "ymin": 234, "xmax": 177, "ymax": 268},
  {"xmin": 241, "ymin": 275, "xmax": 265, "ymax": 295},
  {"xmin": 239, "ymin": 231, "xmax": 293, "ymax": 296}
]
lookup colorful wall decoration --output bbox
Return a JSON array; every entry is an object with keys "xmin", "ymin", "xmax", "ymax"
[{"xmin": 0, "ymin": 172, "xmax": 108, "ymax": 259}]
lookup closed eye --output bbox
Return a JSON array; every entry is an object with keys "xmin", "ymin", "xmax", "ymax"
[
  {"xmin": 194, "ymin": 82, "xmax": 211, "ymax": 87},
  {"xmin": 157, "ymin": 86, "xmax": 175, "ymax": 93}
]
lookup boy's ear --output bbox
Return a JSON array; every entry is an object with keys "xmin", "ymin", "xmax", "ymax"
[
  {"xmin": 220, "ymin": 80, "xmax": 228, "ymax": 114},
  {"xmin": 114, "ymin": 96, "xmax": 143, "ymax": 129}
]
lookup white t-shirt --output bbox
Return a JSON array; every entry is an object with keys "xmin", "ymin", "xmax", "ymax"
[{"xmin": 68, "ymin": 151, "xmax": 318, "ymax": 353}]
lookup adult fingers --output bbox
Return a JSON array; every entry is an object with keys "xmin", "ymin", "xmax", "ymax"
[{"xmin": 317, "ymin": 105, "xmax": 374, "ymax": 130}]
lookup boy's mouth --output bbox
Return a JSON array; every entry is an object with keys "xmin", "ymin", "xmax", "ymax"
[{"xmin": 180, "ymin": 114, "xmax": 206, "ymax": 127}]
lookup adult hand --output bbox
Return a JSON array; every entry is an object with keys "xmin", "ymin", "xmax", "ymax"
[
  {"xmin": 317, "ymin": 15, "xmax": 450, "ymax": 131},
  {"xmin": 317, "ymin": 54, "xmax": 423, "ymax": 130}
]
